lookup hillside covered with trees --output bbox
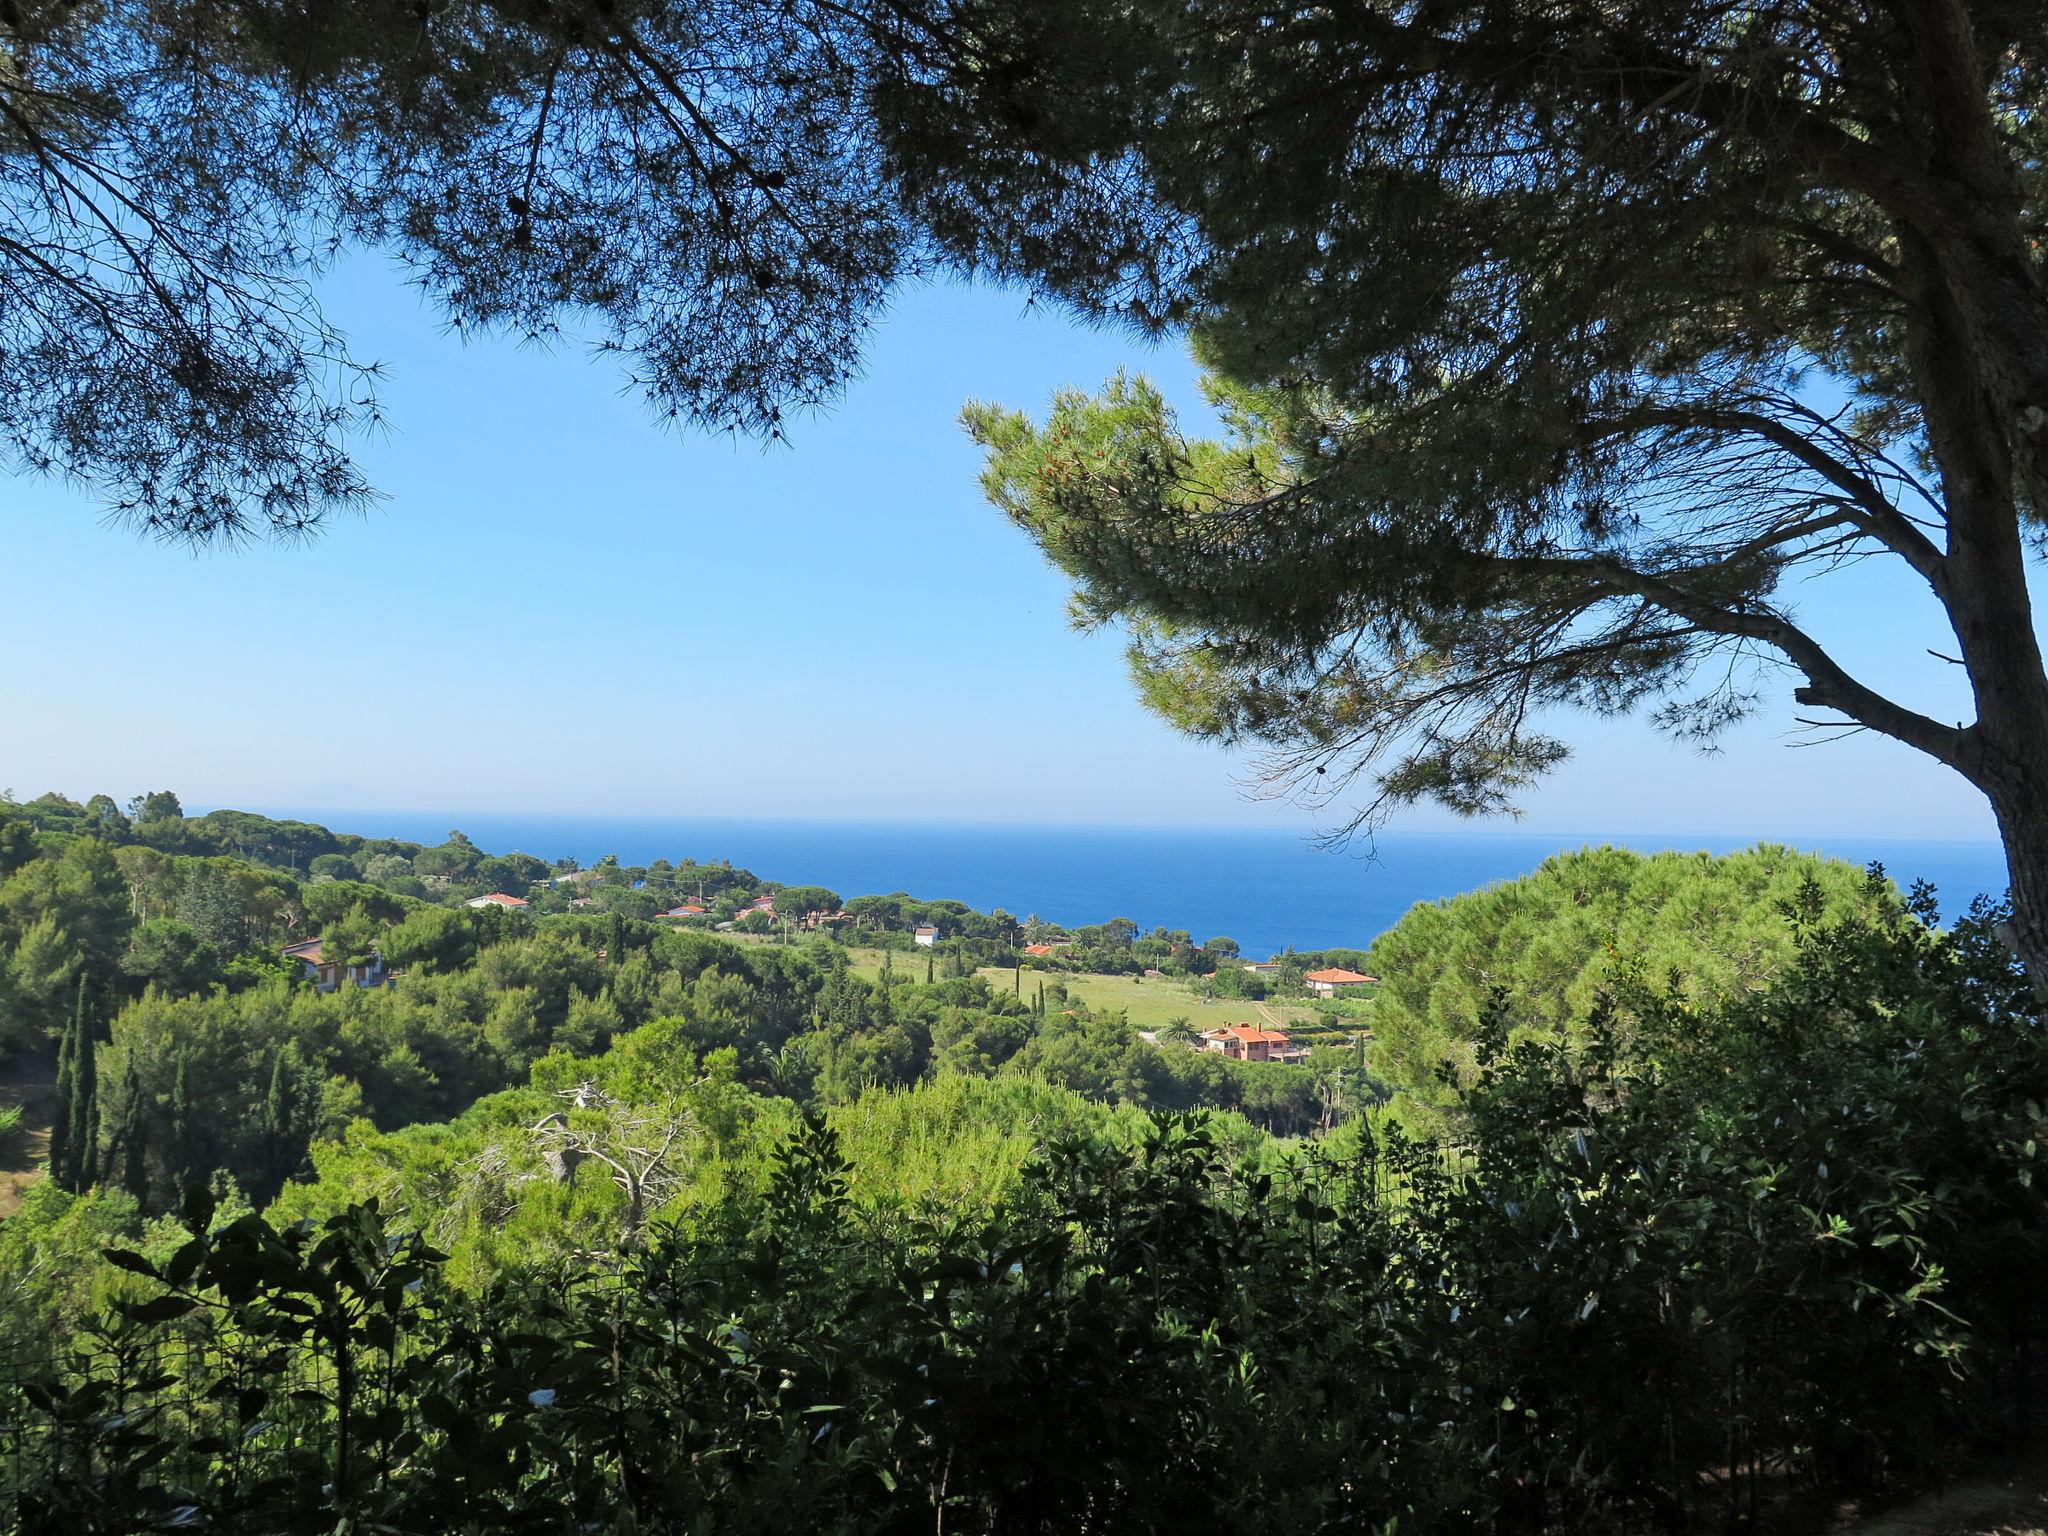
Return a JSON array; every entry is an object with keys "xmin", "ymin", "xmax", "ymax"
[
  {"xmin": 0, "ymin": 789, "xmax": 2033, "ymax": 1533},
  {"xmin": 3, "ymin": 878, "xmax": 2041, "ymax": 1534}
]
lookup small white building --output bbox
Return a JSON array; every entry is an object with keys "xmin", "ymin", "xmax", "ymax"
[{"xmin": 913, "ymin": 924, "xmax": 939, "ymax": 947}]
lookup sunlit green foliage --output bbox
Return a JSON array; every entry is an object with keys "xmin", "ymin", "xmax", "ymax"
[{"xmin": 1362, "ymin": 843, "xmax": 1889, "ymax": 1110}]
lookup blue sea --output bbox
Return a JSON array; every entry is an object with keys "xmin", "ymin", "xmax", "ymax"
[{"xmin": 249, "ymin": 811, "xmax": 2011, "ymax": 963}]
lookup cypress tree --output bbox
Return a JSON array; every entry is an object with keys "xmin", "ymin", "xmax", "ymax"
[
  {"xmin": 49, "ymin": 992, "xmax": 75, "ymax": 1188},
  {"xmin": 80, "ymin": 1081, "xmax": 99, "ymax": 1190},
  {"xmin": 1014, "ymin": 963, "xmax": 1022, "ymax": 996},
  {"xmin": 68, "ymin": 983, "xmax": 98, "ymax": 1189},
  {"xmin": 607, "ymin": 912, "xmax": 625, "ymax": 966},
  {"xmin": 168, "ymin": 1047, "xmax": 191, "ymax": 1194},
  {"xmin": 116, "ymin": 1062, "xmax": 150, "ymax": 1208},
  {"xmin": 262, "ymin": 1047, "xmax": 292, "ymax": 1193},
  {"xmin": 263, "ymin": 1048, "xmax": 288, "ymax": 1139},
  {"xmin": 925, "ymin": 949, "xmax": 934, "ymax": 985}
]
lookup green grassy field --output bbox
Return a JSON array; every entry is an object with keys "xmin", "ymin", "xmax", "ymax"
[
  {"xmin": 978, "ymin": 966, "xmax": 1321, "ymax": 1031},
  {"xmin": 730, "ymin": 940, "xmax": 1330, "ymax": 1034}
]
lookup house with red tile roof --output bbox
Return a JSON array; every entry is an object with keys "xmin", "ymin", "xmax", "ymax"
[
  {"xmin": 466, "ymin": 892, "xmax": 530, "ymax": 910},
  {"xmin": 1303, "ymin": 967, "xmax": 1377, "ymax": 997},
  {"xmin": 283, "ymin": 938, "xmax": 390, "ymax": 993},
  {"xmin": 913, "ymin": 923, "xmax": 939, "ymax": 946},
  {"xmin": 1022, "ymin": 942, "xmax": 1061, "ymax": 957},
  {"xmin": 1201, "ymin": 1025, "xmax": 1299, "ymax": 1063}
]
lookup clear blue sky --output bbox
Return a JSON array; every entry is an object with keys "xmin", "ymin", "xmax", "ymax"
[{"xmin": 0, "ymin": 256, "xmax": 2006, "ymax": 841}]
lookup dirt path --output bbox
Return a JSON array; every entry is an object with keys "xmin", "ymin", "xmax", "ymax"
[
  {"xmin": 0, "ymin": 1053, "xmax": 57, "ymax": 1219},
  {"xmin": 1833, "ymin": 1455, "xmax": 2048, "ymax": 1536}
]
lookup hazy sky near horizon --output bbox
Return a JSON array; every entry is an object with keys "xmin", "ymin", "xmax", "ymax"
[{"xmin": 0, "ymin": 257, "xmax": 2009, "ymax": 842}]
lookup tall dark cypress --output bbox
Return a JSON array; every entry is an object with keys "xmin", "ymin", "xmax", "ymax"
[
  {"xmin": 169, "ymin": 1047, "xmax": 191, "ymax": 1194},
  {"xmin": 49, "ymin": 989, "xmax": 75, "ymax": 1189},
  {"xmin": 117, "ymin": 1062, "xmax": 150, "ymax": 1208},
  {"xmin": 607, "ymin": 912, "xmax": 625, "ymax": 966},
  {"xmin": 925, "ymin": 949, "xmax": 935, "ymax": 985},
  {"xmin": 68, "ymin": 981, "xmax": 97, "ymax": 1189},
  {"xmin": 262, "ymin": 1048, "xmax": 293, "ymax": 1194}
]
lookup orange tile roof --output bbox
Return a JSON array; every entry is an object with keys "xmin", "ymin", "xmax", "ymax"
[
  {"xmin": 1213, "ymin": 1024, "xmax": 1290, "ymax": 1043},
  {"xmin": 1305, "ymin": 967, "xmax": 1374, "ymax": 984},
  {"xmin": 1023, "ymin": 943, "xmax": 1058, "ymax": 956},
  {"xmin": 474, "ymin": 892, "xmax": 529, "ymax": 908}
]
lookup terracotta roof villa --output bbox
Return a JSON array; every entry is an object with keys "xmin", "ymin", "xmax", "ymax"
[
  {"xmin": 466, "ymin": 892, "xmax": 530, "ymax": 909},
  {"xmin": 1202, "ymin": 1025, "xmax": 1300, "ymax": 1063}
]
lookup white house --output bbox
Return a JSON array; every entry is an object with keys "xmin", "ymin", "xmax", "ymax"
[
  {"xmin": 913, "ymin": 924, "xmax": 939, "ymax": 946},
  {"xmin": 466, "ymin": 892, "xmax": 530, "ymax": 910},
  {"xmin": 1304, "ymin": 966, "xmax": 1377, "ymax": 998}
]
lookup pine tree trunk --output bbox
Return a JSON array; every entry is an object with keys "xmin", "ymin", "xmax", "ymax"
[{"xmin": 1984, "ymin": 774, "xmax": 2048, "ymax": 987}]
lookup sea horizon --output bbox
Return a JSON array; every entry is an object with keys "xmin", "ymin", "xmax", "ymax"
[{"xmin": 229, "ymin": 806, "xmax": 2010, "ymax": 962}]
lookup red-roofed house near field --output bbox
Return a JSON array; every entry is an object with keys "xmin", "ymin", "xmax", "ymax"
[
  {"xmin": 1201, "ymin": 1025, "xmax": 1300, "ymax": 1063},
  {"xmin": 1304, "ymin": 967, "xmax": 1377, "ymax": 998}
]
